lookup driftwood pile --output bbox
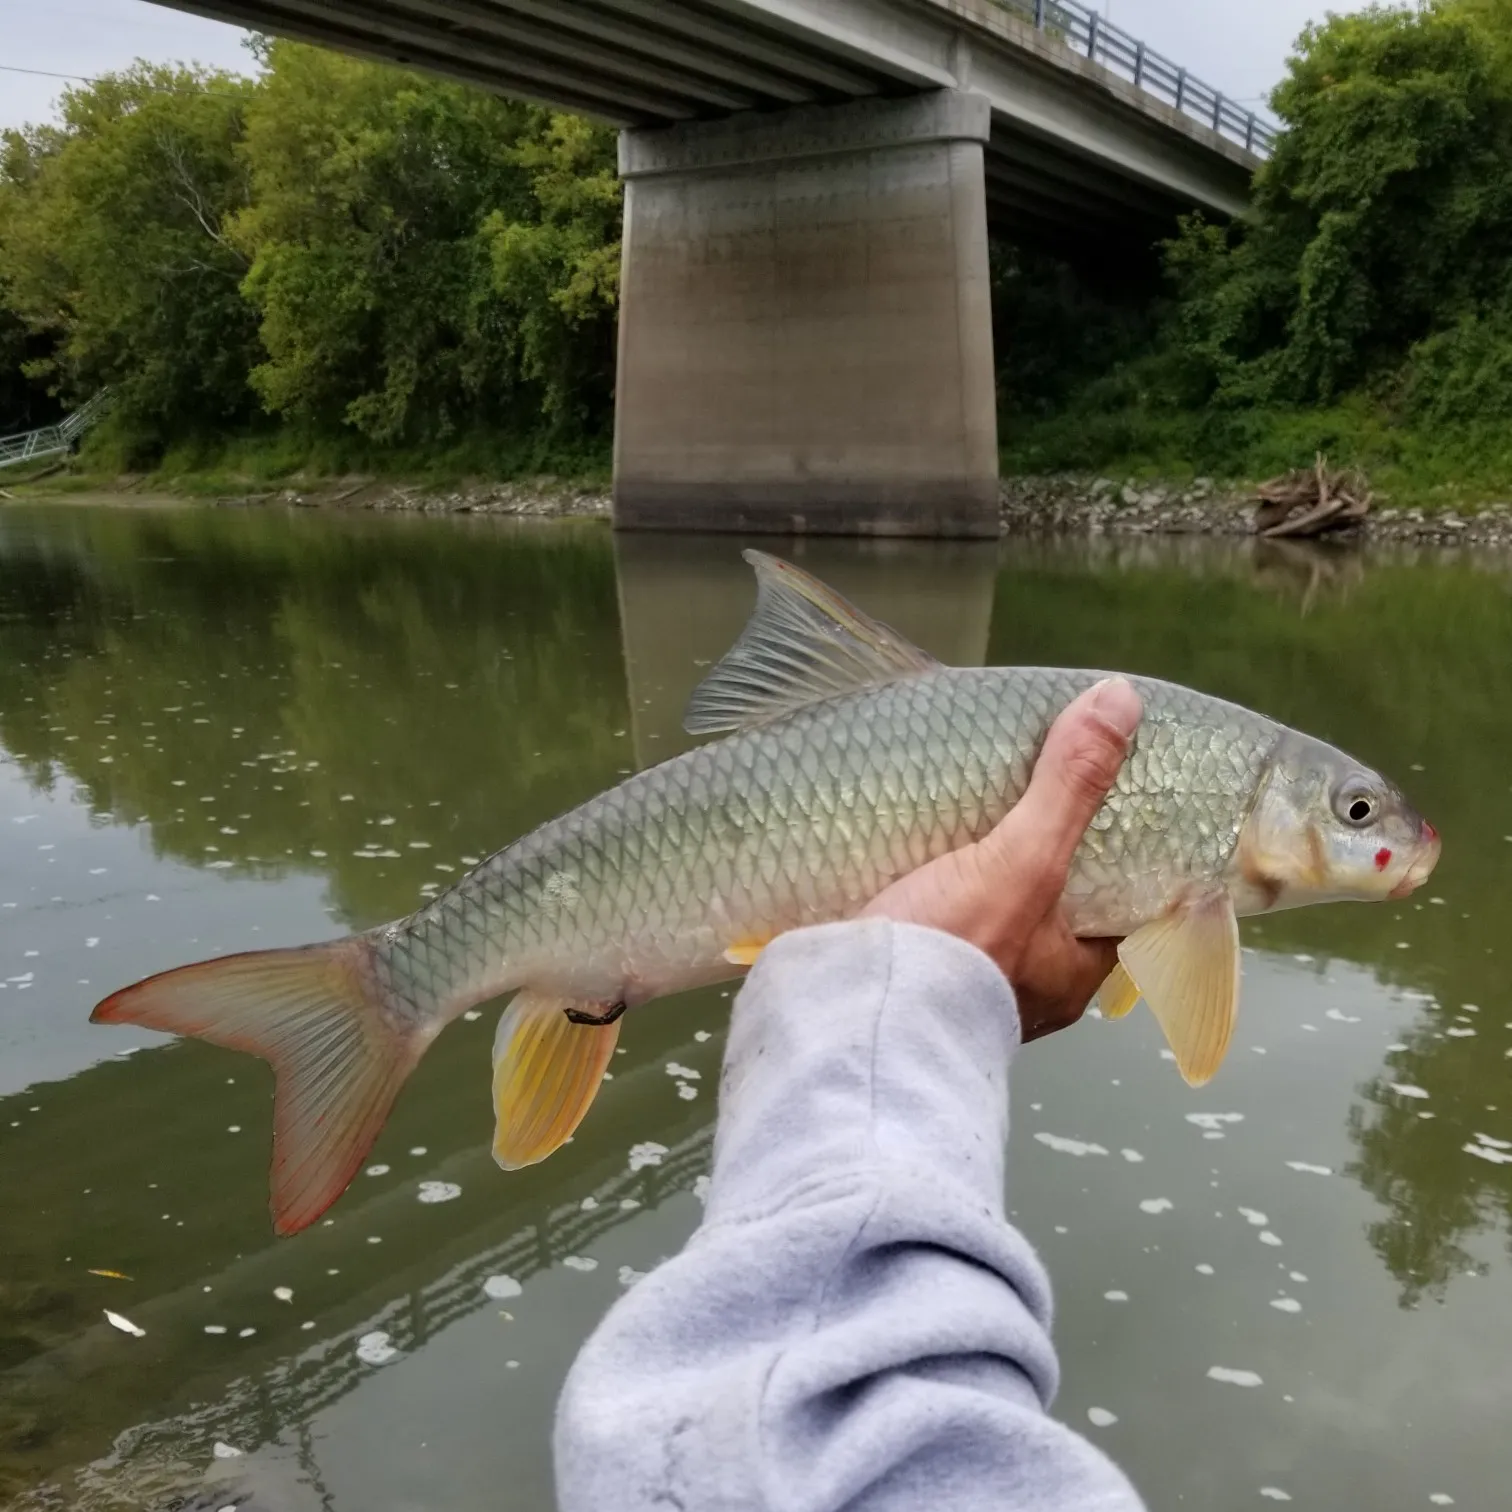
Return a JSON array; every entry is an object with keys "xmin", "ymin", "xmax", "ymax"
[{"xmin": 1252, "ymin": 456, "xmax": 1372, "ymax": 538}]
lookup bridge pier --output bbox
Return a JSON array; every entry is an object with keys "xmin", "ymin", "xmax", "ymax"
[{"xmin": 613, "ymin": 90, "xmax": 999, "ymax": 538}]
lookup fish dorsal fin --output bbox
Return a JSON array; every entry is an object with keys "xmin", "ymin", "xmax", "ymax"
[{"xmin": 683, "ymin": 551, "xmax": 939, "ymax": 736}]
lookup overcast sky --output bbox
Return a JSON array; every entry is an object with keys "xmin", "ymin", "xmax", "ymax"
[{"xmin": 1, "ymin": 0, "xmax": 1374, "ymax": 134}]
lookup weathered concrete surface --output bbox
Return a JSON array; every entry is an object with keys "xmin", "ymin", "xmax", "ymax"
[{"xmin": 613, "ymin": 91, "xmax": 998, "ymax": 537}]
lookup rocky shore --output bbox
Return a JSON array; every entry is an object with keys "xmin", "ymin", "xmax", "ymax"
[
  {"xmin": 205, "ymin": 473, "xmax": 1512, "ymax": 546},
  {"xmin": 997, "ymin": 475, "xmax": 1512, "ymax": 547}
]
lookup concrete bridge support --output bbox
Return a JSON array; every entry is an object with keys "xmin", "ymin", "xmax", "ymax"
[{"xmin": 613, "ymin": 90, "xmax": 999, "ymax": 538}]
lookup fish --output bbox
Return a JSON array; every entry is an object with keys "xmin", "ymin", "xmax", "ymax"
[{"xmin": 92, "ymin": 550, "xmax": 1440, "ymax": 1235}]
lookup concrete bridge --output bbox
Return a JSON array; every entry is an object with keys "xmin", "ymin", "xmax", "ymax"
[{"xmin": 156, "ymin": 0, "xmax": 1266, "ymax": 536}]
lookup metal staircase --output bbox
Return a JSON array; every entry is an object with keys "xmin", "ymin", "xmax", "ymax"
[{"xmin": 0, "ymin": 389, "xmax": 111, "ymax": 470}]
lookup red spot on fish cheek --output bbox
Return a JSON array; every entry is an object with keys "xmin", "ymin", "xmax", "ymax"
[{"xmin": 1374, "ymin": 848, "xmax": 1393, "ymax": 871}]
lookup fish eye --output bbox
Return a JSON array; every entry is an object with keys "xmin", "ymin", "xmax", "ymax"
[{"xmin": 1334, "ymin": 784, "xmax": 1379, "ymax": 827}]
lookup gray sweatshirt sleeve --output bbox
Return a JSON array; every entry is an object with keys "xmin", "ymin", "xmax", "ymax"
[{"xmin": 554, "ymin": 918, "xmax": 1146, "ymax": 1512}]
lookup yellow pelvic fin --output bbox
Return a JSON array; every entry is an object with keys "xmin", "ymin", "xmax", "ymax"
[
  {"xmin": 1095, "ymin": 962, "xmax": 1142, "ymax": 1020},
  {"xmin": 1117, "ymin": 892, "xmax": 1240, "ymax": 1088},
  {"xmin": 492, "ymin": 991, "xmax": 621, "ymax": 1171},
  {"xmin": 722, "ymin": 936, "xmax": 773, "ymax": 968}
]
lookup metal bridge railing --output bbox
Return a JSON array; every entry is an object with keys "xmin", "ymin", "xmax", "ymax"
[
  {"xmin": 993, "ymin": 0, "xmax": 1276, "ymax": 157},
  {"xmin": 0, "ymin": 388, "xmax": 111, "ymax": 470}
]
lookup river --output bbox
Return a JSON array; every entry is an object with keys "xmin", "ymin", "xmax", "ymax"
[{"xmin": 0, "ymin": 504, "xmax": 1507, "ymax": 1510}]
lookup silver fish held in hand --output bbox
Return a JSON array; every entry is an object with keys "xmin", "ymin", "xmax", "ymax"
[{"xmin": 93, "ymin": 551, "xmax": 1440, "ymax": 1235}]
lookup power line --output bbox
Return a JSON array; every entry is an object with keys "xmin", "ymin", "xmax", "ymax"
[{"xmin": 0, "ymin": 61, "xmax": 255, "ymax": 101}]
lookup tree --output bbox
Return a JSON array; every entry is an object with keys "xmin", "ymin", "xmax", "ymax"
[
  {"xmin": 0, "ymin": 65, "xmax": 261, "ymax": 453},
  {"xmin": 232, "ymin": 40, "xmax": 588, "ymax": 445},
  {"xmin": 1165, "ymin": 0, "xmax": 1512, "ymax": 409}
]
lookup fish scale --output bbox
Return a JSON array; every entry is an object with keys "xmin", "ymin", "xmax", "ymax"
[{"xmin": 376, "ymin": 665, "xmax": 1279, "ymax": 1021}]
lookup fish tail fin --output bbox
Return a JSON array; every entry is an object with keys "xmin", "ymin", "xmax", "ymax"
[{"xmin": 92, "ymin": 938, "xmax": 428, "ymax": 1235}]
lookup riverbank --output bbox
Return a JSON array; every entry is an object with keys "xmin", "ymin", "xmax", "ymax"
[{"xmin": 8, "ymin": 470, "xmax": 1512, "ymax": 546}]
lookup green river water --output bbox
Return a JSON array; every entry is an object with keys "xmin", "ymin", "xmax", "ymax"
[{"xmin": 0, "ymin": 503, "xmax": 1509, "ymax": 1509}]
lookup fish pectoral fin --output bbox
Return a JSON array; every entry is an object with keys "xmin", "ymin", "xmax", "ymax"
[
  {"xmin": 1118, "ymin": 893, "xmax": 1240, "ymax": 1088},
  {"xmin": 1095, "ymin": 961, "xmax": 1142, "ymax": 1020},
  {"xmin": 722, "ymin": 935, "xmax": 774, "ymax": 967},
  {"xmin": 682, "ymin": 551, "xmax": 939, "ymax": 736},
  {"xmin": 492, "ymin": 990, "xmax": 621, "ymax": 1171}
]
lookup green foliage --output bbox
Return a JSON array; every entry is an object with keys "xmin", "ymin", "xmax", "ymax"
[
  {"xmin": 0, "ymin": 64, "xmax": 262, "ymax": 452},
  {"xmin": 482, "ymin": 112, "xmax": 622, "ymax": 428},
  {"xmin": 1003, "ymin": 0, "xmax": 1512, "ymax": 501},
  {"xmin": 1166, "ymin": 0, "xmax": 1512, "ymax": 408},
  {"xmin": 0, "ymin": 43, "xmax": 621, "ymax": 469},
  {"xmin": 232, "ymin": 41, "xmax": 535, "ymax": 443}
]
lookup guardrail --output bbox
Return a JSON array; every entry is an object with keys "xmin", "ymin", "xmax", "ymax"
[
  {"xmin": 993, "ymin": 0, "xmax": 1276, "ymax": 157},
  {"xmin": 0, "ymin": 388, "xmax": 111, "ymax": 470}
]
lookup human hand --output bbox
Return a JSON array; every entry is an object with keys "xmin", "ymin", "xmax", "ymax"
[{"xmin": 861, "ymin": 677, "xmax": 1143, "ymax": 1043}]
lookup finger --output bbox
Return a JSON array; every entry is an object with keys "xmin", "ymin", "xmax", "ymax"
[
  {"xmin": 977, "ymin": 678, "xmax": 1142, "ymax": 899},
  {"xmin": 1016, "ymin": 936, "xmax": 1121, "ymax": 1043}
]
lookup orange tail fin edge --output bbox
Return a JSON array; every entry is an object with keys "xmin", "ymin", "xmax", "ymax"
[{"xmin": 92, "ymin": 939, "xmax": 426, "ymax": 1235}]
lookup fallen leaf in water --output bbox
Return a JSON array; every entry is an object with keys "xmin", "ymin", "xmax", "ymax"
[{"xmin": 88, "ymin": 1268, "xmax": 132, "ymax": 1280}]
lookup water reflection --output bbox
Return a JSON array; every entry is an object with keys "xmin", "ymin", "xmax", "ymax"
[{"xmin": 0, "ymin": 508, "xmax": 1509, "ymax": 1508}]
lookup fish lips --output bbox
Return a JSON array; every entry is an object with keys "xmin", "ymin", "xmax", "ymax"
[{"xmin": 1388, "ymin": 820, "xmax": 1441, "ymax": 899}]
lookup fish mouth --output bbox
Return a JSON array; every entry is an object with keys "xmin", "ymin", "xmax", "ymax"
[{"xmin": 1389, "ymin": 820, "xmax": 1441, "ymax": 899}]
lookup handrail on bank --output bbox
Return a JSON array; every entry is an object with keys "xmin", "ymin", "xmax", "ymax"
[{"xmin": 0, "ymin": 389, "xmax": 111, "ymax": 471}]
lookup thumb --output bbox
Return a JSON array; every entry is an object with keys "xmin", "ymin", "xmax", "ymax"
[{"xmin": 977, "ymin": 677, "xmax": 1143, "ymax": 898}]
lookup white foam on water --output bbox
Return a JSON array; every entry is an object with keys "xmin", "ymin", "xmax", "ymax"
[
  {"xmin": 1429, "ymin": 1496, "xmax": 1455, "ymax": 1506},
  {"xmin": 1474, "ymin": 1132, "xmax": 1512, "ymax": 1149},
  {"xmin": 694, "ymin": 1031, "xmax": 712, "ymax": 1043},
  {"xmin": 1325, "ymin": 1008, "xmax": 1361, "ymax": 1023},
  {"xmin": 356, "ymin": 1330, "xmax": 399, "ymax": 1365},
  {"xmin": 628, "ymin": 1142, "xmax": 669, "ymax": 1171},
  {"xmin": 1195, "ymin": 1264, "xmax": 1215, "ymax": 1276},
  {"xmin": 1259, "ymin": 1489, "xmax": 1293, "ymax": 1502},
  {"xmin": 562, "ymin": 1255, "xmax": 598, "ymax": 1272},
  {"xmin": 273, "ymin": 1286, "xmax": 293, "ymax": 1303},
  {"xmin": 1103, "ymin": 1290, "xmax": 1129, "ymax": 1302},
  {"xmin": 1447, "ymin": 1028, "xmax": 1476, "ymax": 1038},
  {"xmin": 618, "ymin": 1266, "xmax": 646, "ymax": 1289},
  {"xmin": 693, "ymin": 1175, "xmax": 712, "ymax": 1205},
  {"xmin": 1139, "ymin": 1198, "xmax": 1173, "ymax": 1215},
  {"xmin": 1238, "ymin": 1208, "xmax": 1269, "ymax": 1227},
  {"xmin": 1087, "ymin": 1407, "xmax": 1118, "ymax": 1427},
  {"xmin": 103, "ymin": 1310, "xmax": 144, "ymax": 1337},
  {"xmin": 1207, "ymin": 1366, "xmax": 1263, "ymax": 1387},
  {"xmin": 365, "ymin": 1164, "xmax": 390, "ymax": 1177},
  {"xmin": 417, "ymin": 1181, "xmax": 461, "ymax": 1203},
  {"xmin": 665, "ymin": 1063, "xmax": 701, "ymax": 1080},
  {"xmin": 1034, "ymin": 1133, "xmax": 1109, "ymax": 1157},
  {"xmin": 212, "ymin": 1442, "xmax": 243, "ymax": 1459},
  {"xmin": 1259, "ymin": 1231, "xmax": 1283, "ymax": 1247},
  {"xmin": 483, "ymin": 1275, "xmax": 522, "ymax": 1300},
  {"xmin": 1285, "ymin": 1161, "xmax": 1332, "ymax": 1176},
  {"xmin": 1269, "ymin": 1298, "xmax": 1302, "ymax": 1314},
  {"xmin": 677, "ymin": 1084, "xmax": 698, "ymax": 1100},
  {"xmin": 1185, "ymin": 1113, "xmax": 1244, "ymax": 1132},
  {"xmin": 1120, "ymin": 1149, "xmax": 1144, "ymax": 1163},
  {"xmin": 204, "ymin": 1325, "xmax": 227, "ymax": 1335}
]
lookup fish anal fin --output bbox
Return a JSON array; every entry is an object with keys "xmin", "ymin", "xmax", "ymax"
[
  {"xmin": 683, "ymin": 551, "xmax": 940, "ymax": 736},
  {"xmin": 492, "ymin": 991, "xmax": 621, "ymax": 1170},
  {"xmin": 91, "ymin": 939, "xmax": 424, "ymax": 1236},
  {"xmin": 1095, "ymin": 961, "xmax": 1141, "ymax": 1020},
  {"xmin": 722, "ymin": 934, "xmax": 774, "ymax": 967},
  {"xmin": 1118, "ymin": 893, "xmax": 1240, "ymax": 1088}
]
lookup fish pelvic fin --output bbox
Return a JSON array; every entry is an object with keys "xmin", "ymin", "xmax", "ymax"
[
  {"xmin": 1095, "ymin": 961, "xmax": 1142, "ymax": 1020},
  {"xmin": 91, "ymin": 938, "xmax": 428, "ymax": 1236},
  {"xmin": 1118, "ymin": 892, "xmax": 1240, "ymax": 1087},
  {"xmin": 682, "ymin": 550, "xmax": 939, "ymax": 736},
  {"xmin": 492, "ymin": 991, "xmax": 621, "ymax": 1170}
]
